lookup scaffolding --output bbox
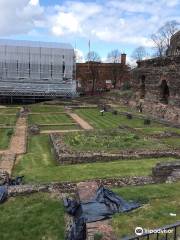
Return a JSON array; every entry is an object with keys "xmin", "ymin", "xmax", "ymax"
[{"xmin": 0, "ymin": 39, "xmax": 77, "ymax": 98}]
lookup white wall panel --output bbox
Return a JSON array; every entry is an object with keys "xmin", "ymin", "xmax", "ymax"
[{"xmin": 0, "ymin": 39, "xmax": 76, "ymax": 96}]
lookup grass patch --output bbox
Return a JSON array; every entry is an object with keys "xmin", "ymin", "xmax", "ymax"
[
  {"xmin": 160, "ymin": 137, "xmax": 180, "ymax": 149},
  {"xmin": 112, "ymin": 183, "xmax": 180, "ymax": 238},
  {"xmin": 14, "ymin": 135, "xmax": 56, "ymax": 169},
  {"xmin": 0, "ymin": 107, "xmax": 19, "ymax": 114},
  {"xmin": 40, "ymin": 124, "xmax": 80, "ymax": 131},
  {"xmin": 139, "ymin": 126, "xmax": 180, "ymax": 135},
  {"xmin": 138, "ymin": 127, "xmax": 169, "ymax": 135},
  {"xmin": 0, "ymin": 193, "xmax": 65, "ymax": 240},
  {"xmin": 63, "ymin": 129, "xmax": 167, "ymax": 152},
  {"xmin": 0, "ymin": 115, "xmax": 17, "ymax": 125},
  {"xmin": 75, "ymin": 108, "xmax": 164, "ymax": 129},
  {"xmin": 29, "ymin": 104, "xmax": 64, "ymax": 113},
  {"xmin": 0, "ymin": 128, "xmax": 13, "ymax": 149},
  {"xmin": 29, "ymin": 113, "xmax": 74, "ymax": 125},
  {"xmin": 13, "ymin": 135, "xmax": 176, "ymax": 183}
]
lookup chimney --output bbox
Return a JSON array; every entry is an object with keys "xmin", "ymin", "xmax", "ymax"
[{"xmin": 121, "ymin": 53, "xmax": 126, "ymax": 65}]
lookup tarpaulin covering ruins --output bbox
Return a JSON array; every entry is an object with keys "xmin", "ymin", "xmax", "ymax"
[
  {"xmin": 0, "ymin": 186, "xmax": 8, "ymax": 204},
  {"xmin": 0, "ymin": 171, "xmax": 24, "ymax": 204},
  {"xmin": 64, "ymin": 186, "xmax": 141, "ymax": 240}
]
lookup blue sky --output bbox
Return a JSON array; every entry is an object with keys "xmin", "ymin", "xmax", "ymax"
[{"xmin": 0, "ymin": 0, "xmax": 180, "ymax": 63}]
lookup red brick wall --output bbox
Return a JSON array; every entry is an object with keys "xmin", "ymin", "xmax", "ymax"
[{"xmin": 76, "ymin": 62, "xmax": 130, "ymax": 94}]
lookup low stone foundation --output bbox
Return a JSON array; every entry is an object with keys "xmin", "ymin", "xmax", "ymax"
[
  {"xmin": 152, "ymin": 161, "xmax": 180, "ymax": 182},
  {"xmin": 7, "ymin": 176, "xmax": 155, "ymax": 197},
  {"xmin": 129, "ymin": 100, "xmax": 180, "ymax": 126},
  {"xmin": 50, "ymin": 133, "xmax": 180, "ymax": 165}
]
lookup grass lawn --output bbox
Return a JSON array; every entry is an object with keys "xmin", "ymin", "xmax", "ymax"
[
  {"xmin": 40, "ymin": 124, "xmax": 80, "ymax": 131},
  {"xmin": 0, "ymin": 193, "xmax": 65, "ymax": 240},
  {"xmin": 29, "ymin": 104, "xmax": 64, "ymax": 113},
  {"xmin": 138, "ymin": 126, "xmax": 180, "ymax": 135},
  {"xmin": 0, "ymin": 114, "xmax": 17, "ymax": 125},
  {"xmin": 137, "ymin": 127, "xmax": 169, "ymax": 135},
  {"xmin": 63, "ymin": 129, "xmax": 167, "ymax": 152},
  {"xmin": 161, "ymin": 137, "xmax": 180, "ymax": 149},
  {"xmin": 75, "ymin": 108, "xmax": 165, "ymax": 129},
  {"xmin": 112, "ymin": 183, "xmax": 180, "ymax": 239},
  {"xmin": 13, "ymin": 135, "xmax": 176, "ymax": 183},
  {"xmin": 29, "ymin": 113, "xmax": 74, "ymax": 125},
  {"xmin": 0, "ymin": 128, "xmax": 13, "ymax": 149},
  {"xmin": 0, "ymin": 107, "xmax": 19, "ymax": 114}
]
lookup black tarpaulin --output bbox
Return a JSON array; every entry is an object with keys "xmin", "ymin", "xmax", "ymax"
[
  {"xmin": 65, "ymin": 186, "xmax": 141, "ymax": 240},
  {"xmin": 0, "ymin": 175, "xmax": 24, "ymax": 204},
  {"xmin": 0, "ymin": 186, "xmax": 8, "ymax": 204}
]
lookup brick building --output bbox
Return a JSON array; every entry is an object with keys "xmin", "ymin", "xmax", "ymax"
[
  {"xmin": 132, "ymin": 31, "xmax": 180, "ymax": 124},
  {"xmin": 76, "ymin": 54, "xmax": 130, "ymax": 94}
]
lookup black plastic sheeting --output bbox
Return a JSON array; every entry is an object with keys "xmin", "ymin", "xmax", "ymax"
[
  {"xmin": 0, "ymin": 186, "xmax": 8, "ymax": 204},
  {"xmin": 0, "ymin": 176, "xmax": 24, "ymax": 204},
  {"xmin": 64, "ymin": 186, "xmax": 141, "ymax": 240},
  {"xmin": 8, "ymin": 176, "xmax": 24, "ymax": 186}
]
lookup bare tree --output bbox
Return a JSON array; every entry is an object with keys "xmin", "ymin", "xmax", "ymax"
[
  {"xmin": 86, "ymin": 51, "xmax": 101, "ymax": 62},
  {"xmin": 107, "ymin": 49, "xmax": 122, "ymax": 88},
  {"xmin": 159, "ymin": 20, "xmax": 179, "ymax": 48},
  {"xmin": 131, "ymin": 46, "xmax": 148, "ymax": 61},
  {"xmin": 151, "ymin": 33, "xmax": 166, "ymax": 57},
  {"xmin": 151, "ymin": 20, "xmax": 179, "ymax": 57},
  {"xmin": 107, "ymin": 49, "xmax": 121, "ymax": 63},
  {"xmin": 86, "ymin": 51, "xmax": 101, "ymax": 94}
]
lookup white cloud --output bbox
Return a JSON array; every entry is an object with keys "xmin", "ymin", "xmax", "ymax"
[
  {"xmin": 0, "ymin": 0, "xmax": 179, "ymax": 50},
  {"xmin": 29, "ymin": 0, "xmax": 39, "ymax": 6},
  {"xmin": 0, "ymin": 0, "xmax": 43, "ymax": 36},
  {"xmin": 126, "ymin": 56, "xmax": 137, "ymax": 67},
  {"xmin": 46, "ymin": 0, "xmax": 180, "ymax": 47},
  {"xmin": 49, "ymin": 1, "xmax": 102, "ymax": 37},
  {"xmin": 51, "ymin": 12, "xmax": 81, "ymax": 36},
  {"xmin": 75, "ymin": 48, "xmax": 85, "ymax": 63}
]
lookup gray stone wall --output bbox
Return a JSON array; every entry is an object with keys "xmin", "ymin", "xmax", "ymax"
[
  {"xmin": 133, "ymin": 56, "xmax": 180, "ymax": 107},
  {"xmin": 50, "ymin": 133, "xmax": 180, "ymax": 165},
  {"xmin": 152, "ymin": 161, "xmax": 180, "ymax": 182},
  {"xmin": 7, "ymin": 176, "xmax": 155, "ymax": 197}
]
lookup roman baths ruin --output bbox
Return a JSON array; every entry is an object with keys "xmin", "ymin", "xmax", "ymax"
[
  {"xmin": 0, "ymin": 34, "xmax": 179, "ymax": 240},
  {"xmin": 132, "ymin": 31, "xmax": 180, "ymax": 124}
]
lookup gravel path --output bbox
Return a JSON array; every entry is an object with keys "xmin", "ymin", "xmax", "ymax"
[
  {"xmin": 67, "ymin": 112, "xmax": 93, "ymax": 130},
  {"xmin": 0, "ymin": 115, "xmax": 27, "ymax": 175}
]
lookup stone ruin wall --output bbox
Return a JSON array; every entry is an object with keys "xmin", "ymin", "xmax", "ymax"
[{"xmin": 131, "ymin": 56, "xmax": 180, "ymax": 124}]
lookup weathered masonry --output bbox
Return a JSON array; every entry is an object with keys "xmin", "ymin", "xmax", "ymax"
[
  {"xmin": 0, "ymin": 39, "xmax": 76, "ymax": 99},
  {"xmin": 132, "ymin": 31, "xmax": 180, "ymax": 124}
]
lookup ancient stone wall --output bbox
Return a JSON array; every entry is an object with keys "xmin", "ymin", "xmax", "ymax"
[
  {"xmin": 7, "ymin": 176, "xmax": 155, "ymax": 197},
  {"xmin": 133, "ymin": 56, "xmax": 180, "ymax": 106},
  {"xmin": 132, "ymin": 55, "xmax": 180, "ymax": 124},
  {"xmin": 152, "ymin": 161, "xmax": 180, "ymax": 182},
  {"xmin": 50, "ymin": 133, "xmax": 180, "ymax": 165}
]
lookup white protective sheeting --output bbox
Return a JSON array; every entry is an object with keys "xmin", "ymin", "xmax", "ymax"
[{"xmin": 0, "ymin": 39, "xmax": 76, "ymax": 97}]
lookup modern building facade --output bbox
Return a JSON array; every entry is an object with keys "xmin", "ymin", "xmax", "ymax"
[{"xmin": 0, "ymin": 39, "xmax": 76, "ymax": 99}]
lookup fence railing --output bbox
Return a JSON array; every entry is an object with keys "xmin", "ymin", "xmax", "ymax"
[{"xmin": 122, "ymin": 222, "xmax": 180, "ymax": 240}]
